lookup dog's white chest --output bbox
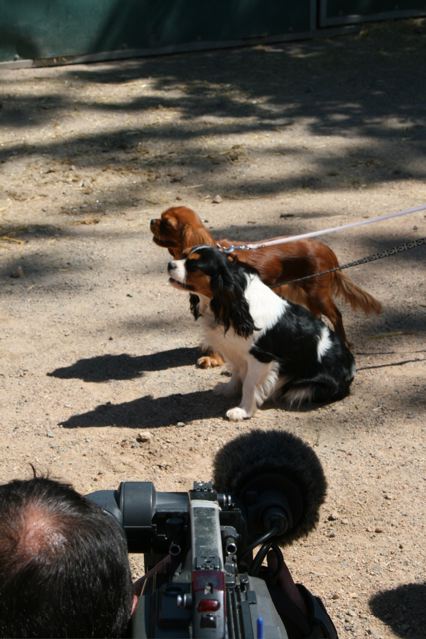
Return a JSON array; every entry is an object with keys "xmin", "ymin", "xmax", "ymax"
[{"xmin": 202, "ymin": 320, "xmax": 252, "ymax": 364}]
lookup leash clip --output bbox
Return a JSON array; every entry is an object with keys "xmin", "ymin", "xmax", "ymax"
[
  {"xmin": 216, "ymin": 242, "xmax": 236, "ymax": 254},
  {"xmin": 217, "ymin": 242, "xmax": 255, "ymax": 254}
]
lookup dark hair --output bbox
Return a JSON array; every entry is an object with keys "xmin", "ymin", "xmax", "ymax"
[
  {"xmin": 0, "ymin": 476, "xmax": 133, "ymax": 638},
  {"xmin": 191, "ymin": 247, "xmax": 256, "ymax": 337}
]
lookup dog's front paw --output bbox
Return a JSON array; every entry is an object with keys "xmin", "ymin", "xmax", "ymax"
[
  {"xmin": 197, "ymin": 354, "xmax": 224, "ymax": 368},
  {"xmin": 226, "ymin": 407, "xmax": 251, "ymax": 421}
]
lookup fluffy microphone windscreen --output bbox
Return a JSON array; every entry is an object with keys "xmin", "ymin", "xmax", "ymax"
[{"xmin": 213, "ymin": 429, "xmax": 327, "ymax": 544}]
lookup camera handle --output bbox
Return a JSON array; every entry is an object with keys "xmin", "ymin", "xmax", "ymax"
[
  {"xmin": 187, "ymin": 483, "xmax": 289, "ymax": 639},
  {"xmin": 185, "ymin": 482, "xmax": 227, "ymax": 637}
]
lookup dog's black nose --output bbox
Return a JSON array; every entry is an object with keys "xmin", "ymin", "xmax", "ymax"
[{"xmin": 167, "ymin": 261, "xmax": 177, "ymax": 272}]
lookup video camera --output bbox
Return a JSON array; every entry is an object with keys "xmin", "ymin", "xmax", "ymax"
[{"xmin": 88, "ymin": 429, "xmax": 338, "ymax": 639}]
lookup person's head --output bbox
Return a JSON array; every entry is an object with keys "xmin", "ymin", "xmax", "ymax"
[{"xmin": 0, "ymin": 475, "xmax": 134, "ymax": 638}]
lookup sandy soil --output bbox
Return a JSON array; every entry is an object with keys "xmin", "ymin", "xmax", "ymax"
[{"xmin": 0, "ymin": 19, "xmax": 425, "ymax": 639}]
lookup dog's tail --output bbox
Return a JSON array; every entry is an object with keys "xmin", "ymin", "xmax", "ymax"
[
  {"xmin": 332, "ymin": 271, "xmax": 382, "ymax": 315},
  {"xmin": 281, "ymin": 367, "xmax": 355, "ymax": 408}
]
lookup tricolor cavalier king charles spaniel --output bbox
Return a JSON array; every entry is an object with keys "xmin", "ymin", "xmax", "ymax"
[{"xmin": 168, "ymin": 246, "xmax": 355, "ymax": 421}]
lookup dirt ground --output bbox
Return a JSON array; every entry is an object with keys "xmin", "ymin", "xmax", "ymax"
[{"xmin": 0, "ymin": 18, "xmax": 425, "ymax": 639}]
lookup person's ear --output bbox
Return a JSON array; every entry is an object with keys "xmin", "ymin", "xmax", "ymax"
[{"xmin": 131, "ymin": 594, "xmax": 139, "ymax": 616}]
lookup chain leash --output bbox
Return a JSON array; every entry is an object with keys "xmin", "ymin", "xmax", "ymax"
[{"xmin": 275, "ymin": 237, "xmax": 426, "ymax": 285}]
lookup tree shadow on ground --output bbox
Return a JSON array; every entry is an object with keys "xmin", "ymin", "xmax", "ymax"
[
  {"xmin": 369, "ymin": 583, "xmax": 426, "ymax": 639},
  {"xmin": 48, "ymin": 347, "xmax": 198, "ymax": 382},
  {"xmin": 2, "ymin": 21, "xmax": 426, "ymax": 196},
  {"xmin": 358, "ymin": 308, "xmax": 426, "ymax": 336},
  {"xmin": 0, "ymin": 252, "xmax": 86, "ymax": 294}
]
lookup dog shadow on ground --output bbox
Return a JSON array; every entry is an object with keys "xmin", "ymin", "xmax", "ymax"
[
  {"xmin": 48, "ymin": 347, "xmax": 198, "ymax": 382},
  {"xmin": 59, "ymin": 386, "xmax": 343, "ymax": 429},
  {"xmin": 369, "ymin": 583, "xmax": 426, "ymax": 639},
  {"xmin": 60, "ymin": 389, "xmax": 230, "ymax": 429}
]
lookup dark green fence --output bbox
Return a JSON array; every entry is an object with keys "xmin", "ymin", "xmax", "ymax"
[
  {"xmin": 0, "ymin": 0, "xmax": 425, "ymax": 65},
  {"xmin": 0, "ymin": 0, "xmax": 315, "ymax": 64}
]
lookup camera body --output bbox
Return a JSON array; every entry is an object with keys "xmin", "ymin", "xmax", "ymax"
[
  {"xmin": 88, "ymin": 428, "xmax": 336, "ymax": 639},
  {"xmin": 89, "ymin": 480, "xmax": 289, "ymax": 638}
]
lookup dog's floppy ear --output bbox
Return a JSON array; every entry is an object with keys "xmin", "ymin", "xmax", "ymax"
[
  {"xmin": 181, "ymin": 224, "xmax": 214, "ymax": 252},
  {"xmin": 209, "ymin": 265, "xmax": 255, "ymax": 338}
]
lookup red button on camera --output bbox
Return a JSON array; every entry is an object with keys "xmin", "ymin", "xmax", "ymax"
[{"xmin": 197, "ymin": 598, "xmax": 220, "ymax": 612}]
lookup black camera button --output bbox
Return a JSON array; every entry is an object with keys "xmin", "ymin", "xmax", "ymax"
[{"xmin": 200, "ymin": 614, "xmax": 217, "ymax": 629}]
